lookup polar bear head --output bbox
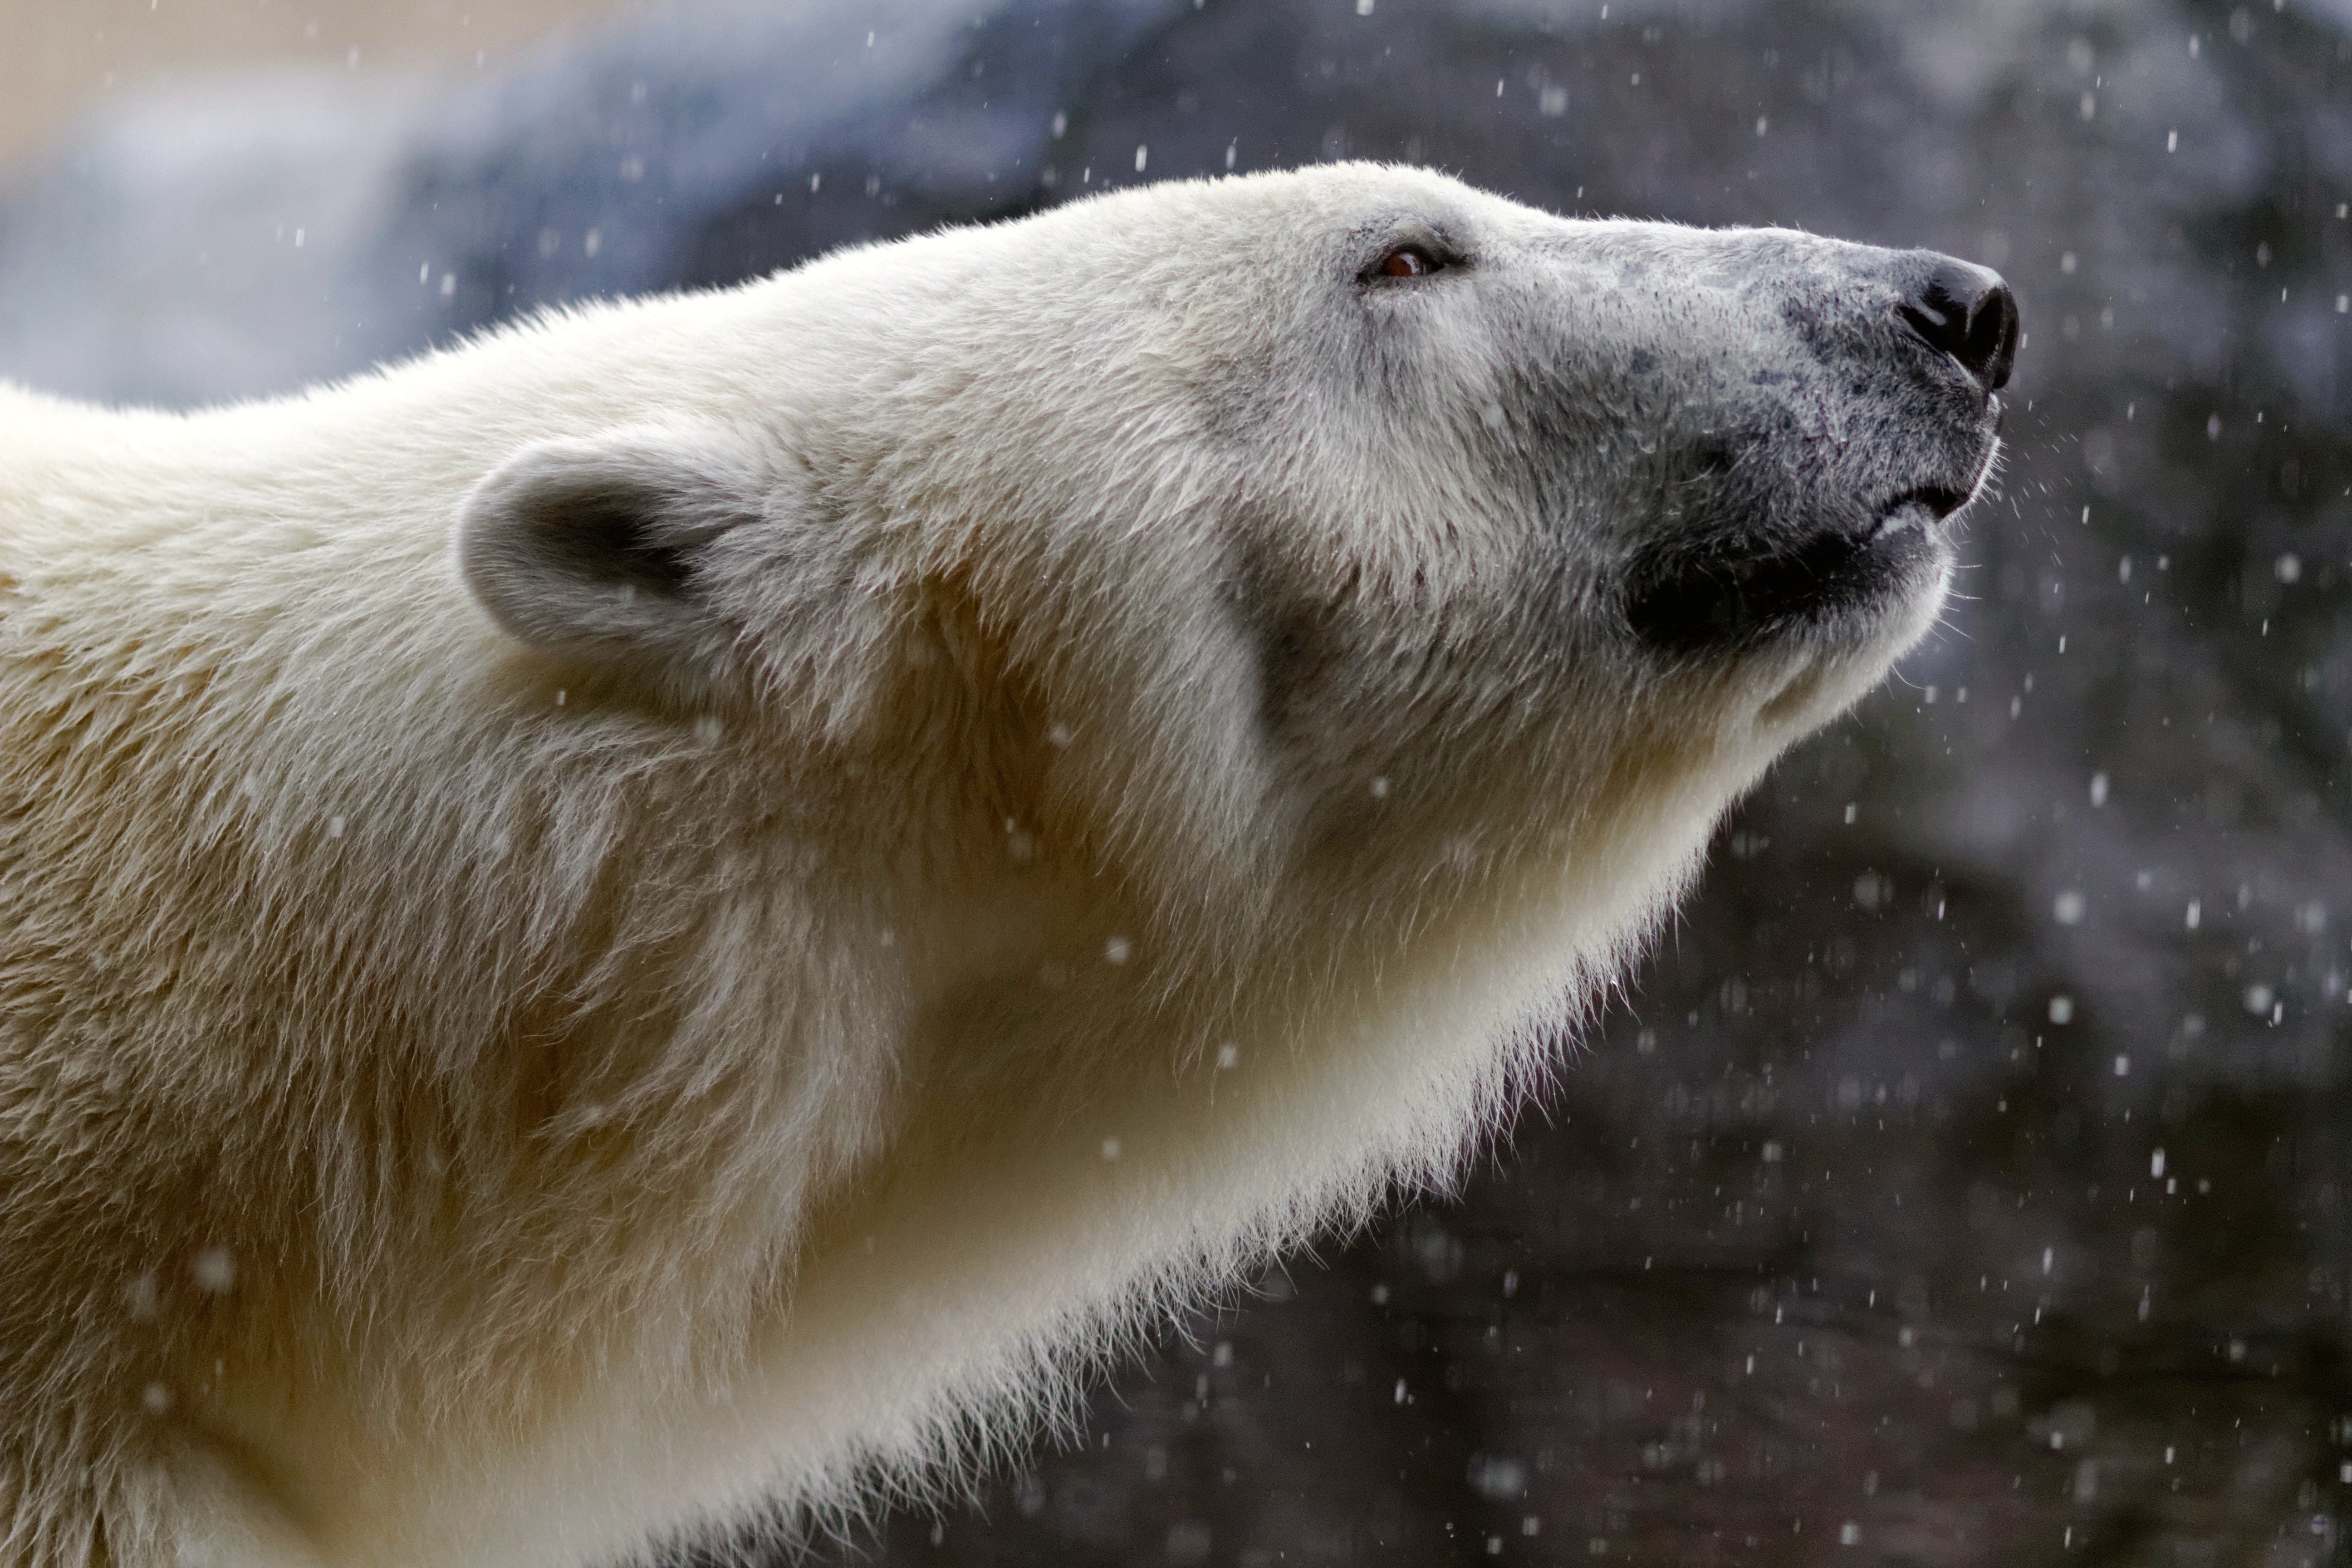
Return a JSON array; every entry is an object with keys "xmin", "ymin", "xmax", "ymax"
[{"xmin": 456, "ymin": 164, "xmax": 2010, "ymax": 997}]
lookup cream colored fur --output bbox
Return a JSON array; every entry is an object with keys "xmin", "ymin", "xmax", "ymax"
[{"xmin": 0, "ymin": 165, "xmax": 1970, "ymax": 1567}]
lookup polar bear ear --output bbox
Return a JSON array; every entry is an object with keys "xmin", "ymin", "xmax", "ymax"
[{"xmin": 456, "ymin": 428, "xmax": 767, "ymax": 690}]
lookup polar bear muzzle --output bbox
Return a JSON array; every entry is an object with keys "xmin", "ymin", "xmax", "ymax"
[{"xmin": 1613, "ymin": 252, "xmax": 2014, "ymax": 659}]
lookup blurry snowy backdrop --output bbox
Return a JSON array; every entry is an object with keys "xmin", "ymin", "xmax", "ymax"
[{"xmin": 7, "ymin": 0, "xmax": 2352, "ymax": 1562}]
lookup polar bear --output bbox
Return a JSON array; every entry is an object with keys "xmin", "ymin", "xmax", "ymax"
[{"xmin": 0, "ymin": 163, "xmax": 2013, "ymax": 1567}]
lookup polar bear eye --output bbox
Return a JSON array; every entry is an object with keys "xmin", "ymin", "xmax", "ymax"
[{"xmin": 1376, "ymin": 245, "xmax": 1441, "ymax": 279}]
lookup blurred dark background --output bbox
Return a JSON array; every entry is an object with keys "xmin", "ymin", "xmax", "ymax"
[{"xmin": 6, "ymin": 1, "xmax": 2350, "ymax": 1562}]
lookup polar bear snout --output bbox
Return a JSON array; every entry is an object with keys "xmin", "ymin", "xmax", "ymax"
[{"xmin": 1598, "ymin": 239, "xmax": 2014, "ymax": 662}]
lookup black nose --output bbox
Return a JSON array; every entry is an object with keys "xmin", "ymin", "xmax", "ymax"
[{"xmin": 1900, "ymin": 259, "xmax": 2019, "ymax": 392}]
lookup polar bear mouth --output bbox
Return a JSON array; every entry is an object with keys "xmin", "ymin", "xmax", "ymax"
[
  {"xmin": 1868, "ymin": 484, "xmax": 1971, "ymax": 539},
  {"xmin": 1622, "ymin": 482, "xmax": 1968, "ymax": 656}
]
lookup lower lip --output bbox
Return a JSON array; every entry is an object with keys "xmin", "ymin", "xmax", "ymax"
[{"xmin": 1869, "ymin": 499, "xmax": 1942, "ymax": 541}]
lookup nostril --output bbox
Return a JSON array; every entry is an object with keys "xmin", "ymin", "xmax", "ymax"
[{"xmin": 1901, "ymin": 258, "xmax": 2020, "ymax": 392}]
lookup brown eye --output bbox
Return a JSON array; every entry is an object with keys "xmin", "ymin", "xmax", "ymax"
[{"xmin": 1378, "ymin": 245, "xmax": 1438, "ymax": 279}]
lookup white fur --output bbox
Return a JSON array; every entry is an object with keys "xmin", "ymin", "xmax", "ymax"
[{"xmin": 0, "ymin": 165, "xmax": 1961, "ymax": 1567}]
